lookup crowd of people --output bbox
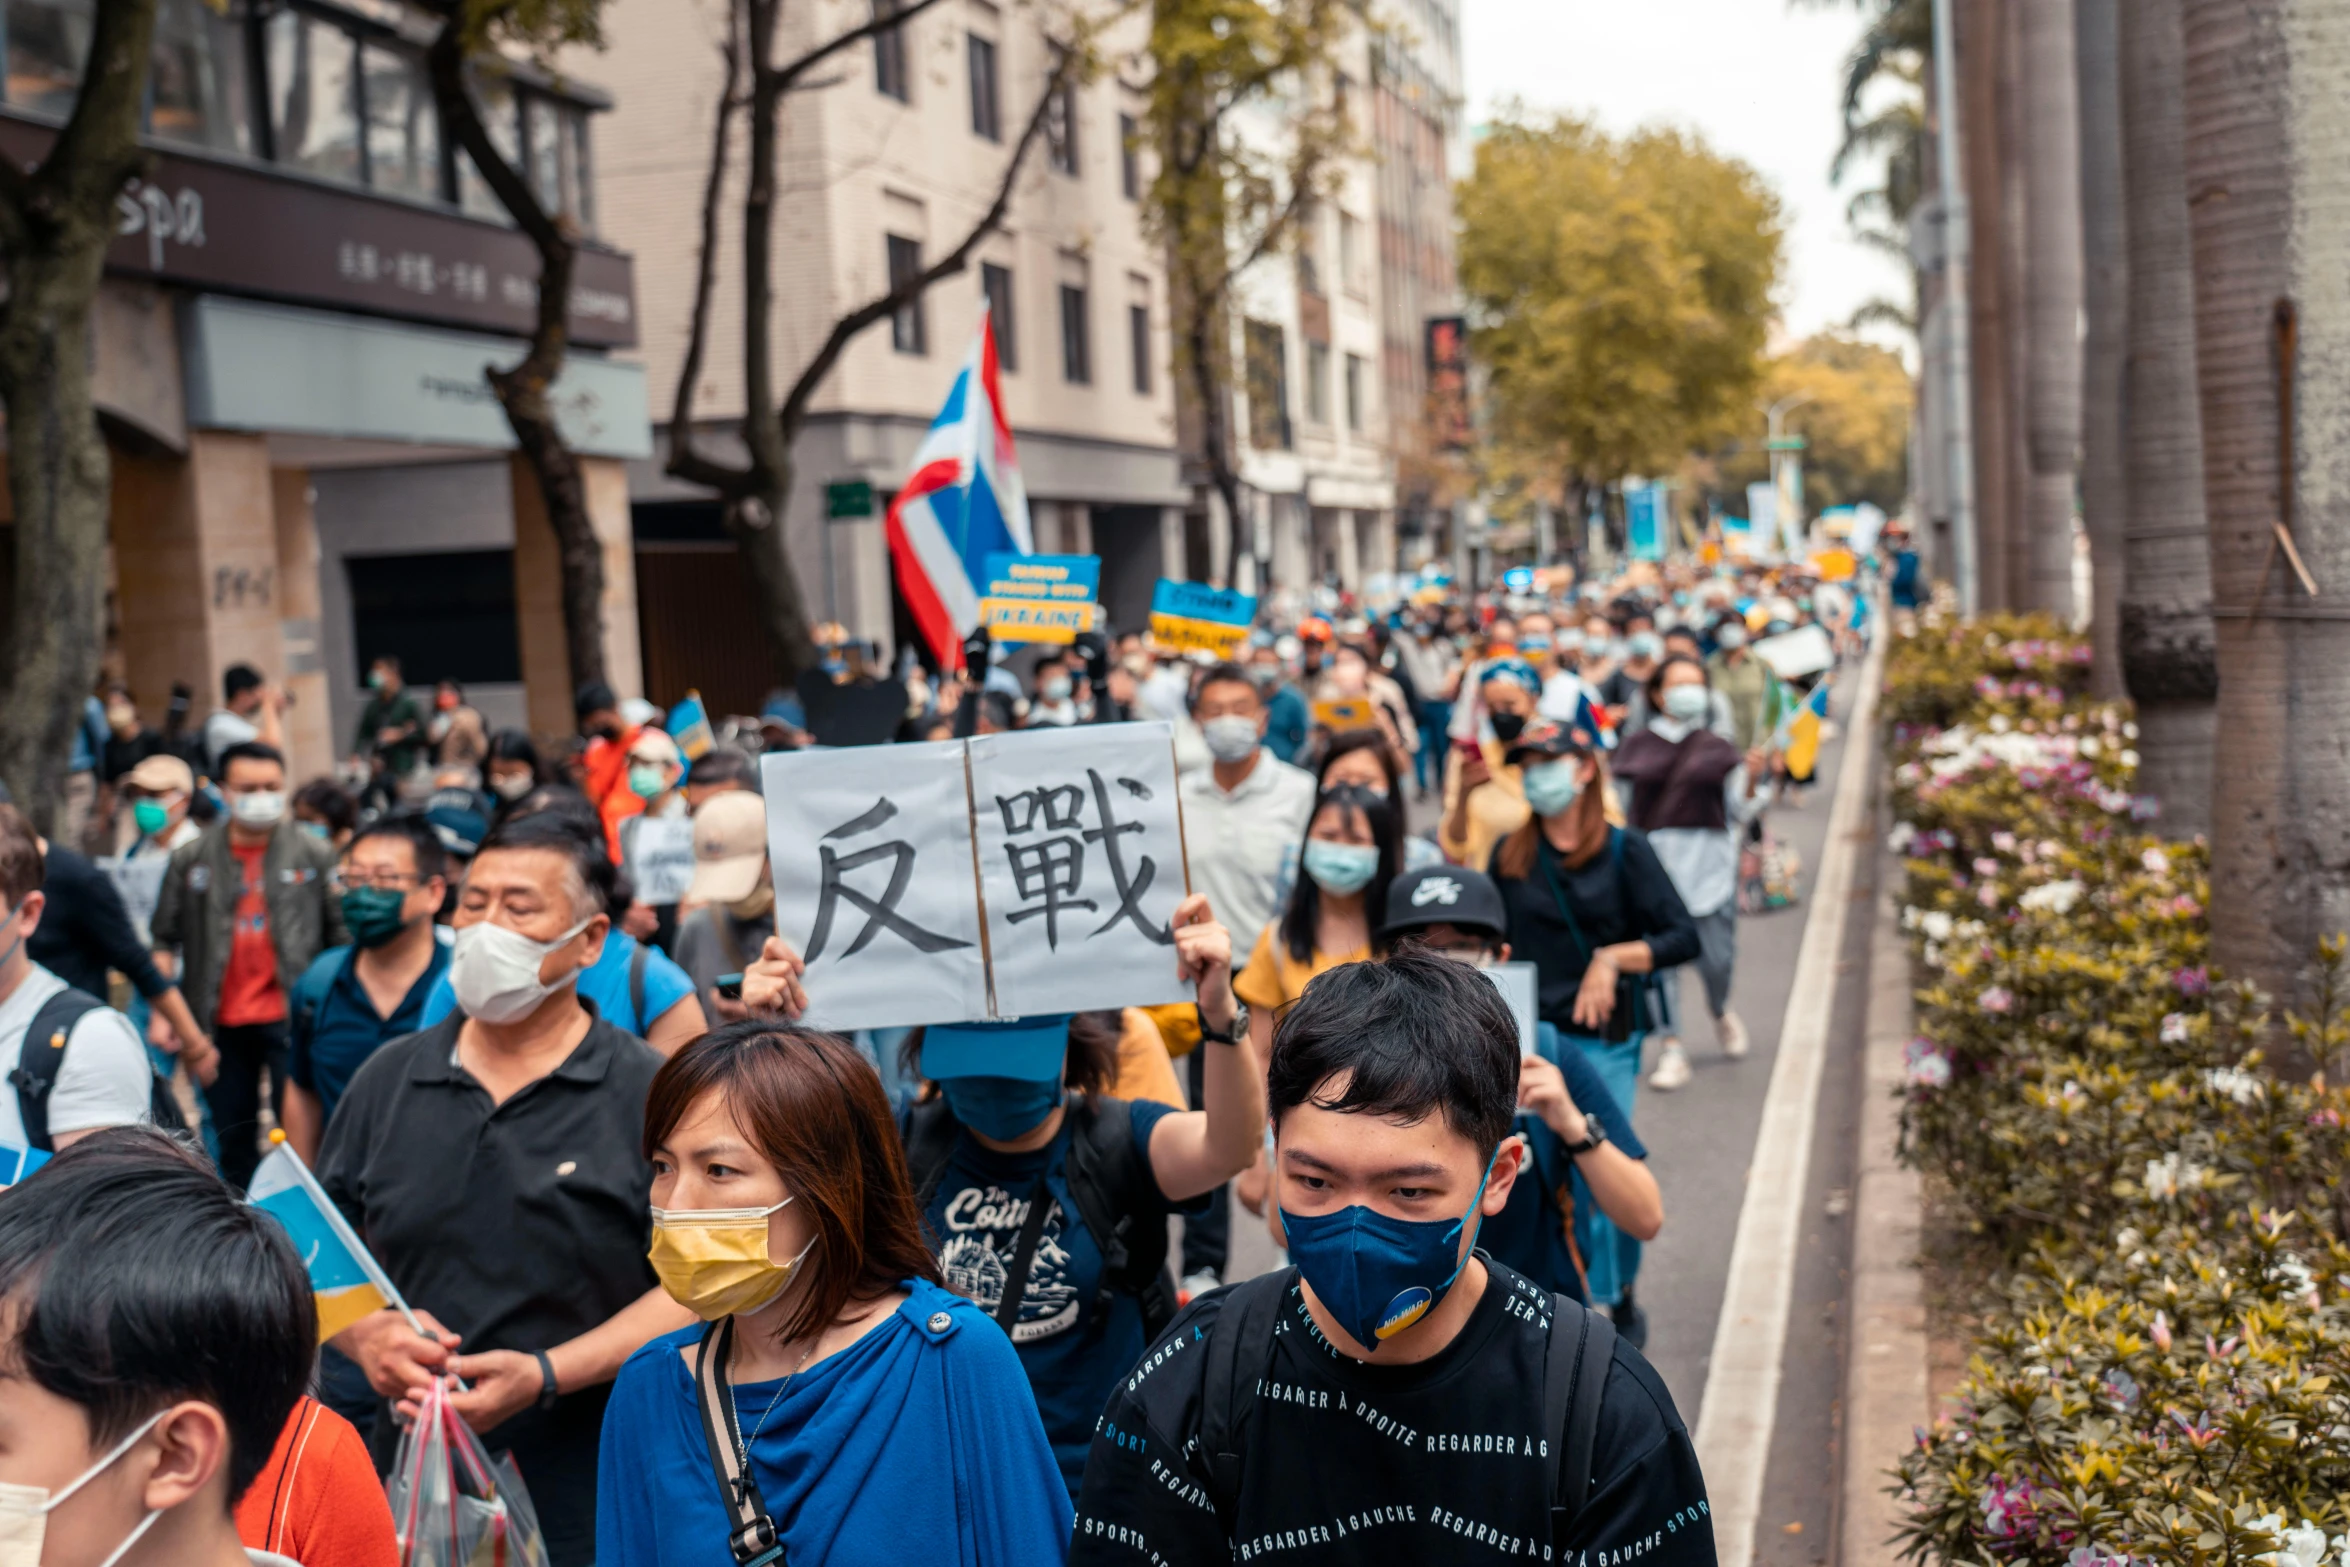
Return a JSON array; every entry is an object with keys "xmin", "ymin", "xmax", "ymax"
[{"xmin": 0, "ymin": 533, "xmax": 1890, "ymax": 1566}]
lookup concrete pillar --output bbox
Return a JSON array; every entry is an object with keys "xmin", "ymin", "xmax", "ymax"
[
  {"xmin": 1336, "ymin": 507, "xmax": 1363, "ymax": 593},
  {"xmin": 113, "ymin": 432, "xmax": 286, "ymax": 771},
  {"xmin": 1158, "ymin": 506, "xmax": 1185, "ymax": 581},
  {"xmin": 1205, "ymin": 489, "xmax": 1232, "ymax": 588},
  {"xmin": 268, "ymin": 469, "xmax": 334, "ymax": 780},
  {"xmin": 1269, "ymin": 494, "xmax": 1306, "ymax": 592},
  {"xmin": 1066, "ymin": 503, "xmax": 1093, "ymax": 557},
  {"xmin": 1369, "ymin": 509, "xmax": 1398, "ymax": 578},
  {"xmin": 511, "ymin": 453, "xmax": 643, "ymax": 740}
]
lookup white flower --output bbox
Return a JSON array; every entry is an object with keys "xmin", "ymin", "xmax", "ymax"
[
  {"xmin": 2019, "ymin": 879, "xmax": 2086, "ymax": 915},
  {"xmin": 2142, "ymin": 847, "xmax": 2170, "ymax": 876},
  {"xmin": 2080, "ymin": 736, "xmax": 2101, "ymax": 757},
  {"xmin": 2124, "ymin": 721, "xmax": 2140, "ymax": 739},
  {"xmin": 2143, "ymin": 1151, "xmax": 2211, "ymax": 1201},
  {"xmin": 1888, "ymin": 821, "xmax": 1918, "ymax": 854},
  {"xmin": 2257, "ymin": 1517, "xmax": 2329, "ymax": 1567},
  {"xmin": 1919, "ymin": 911, "xmax": 1954, "ymax": 941},
  {"xmin": 1991, "ymin": 830, "xmax": 2018, "ymax": 853},
  {"xmin": 2268, "ymin": 1252, "xmax": 2319, "ymax": 1305},
  {"xmin": 2205, "ymin": 1066, "xmax": 2265, "ymax": 1105},
  {"xmin": 1988, "ymin": 714, "xmax": 2011, "ymax": 733},
  {"xmin": 2120, "ymin": 748, "xmax": 2141, "ymax": 769},
  {"xmin": 2161, "ymin": 1013, "xmax": 2191, "ymax": 1044}
]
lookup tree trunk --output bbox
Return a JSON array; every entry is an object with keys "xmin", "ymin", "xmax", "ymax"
[
  {"xmin": 1959, "ymin": 0, "xmax": 2014, "ymax": 611},
  {"xmin": 0, "ymin": 0, "xmax": 159, "ymax": 835},
  {"xmin": 2075, "ymin": 0, "xmax": 2126, "ymax": 695},
  {"xmin": 2017, "ymin": 0, "xmax": 2083, "ymax": 617},
  {"xmin": 2000, "ymin": 0, "xmax": 2035, "ymax": 611},
  {"xmin": 2181, "ymin": 0, "xmax": 2350, "ymax": 1043},
  {"xmin": 2117, "ymin": 0, "xmax": 2216, "ymax": 835},
  {"xmin": 725, "ymin": 474, "xmax": 820, "ymax": 676}
]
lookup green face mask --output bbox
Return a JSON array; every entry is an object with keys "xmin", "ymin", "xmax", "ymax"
[
  {"xmin": 339, "ymin": 886, "xmax": 412, "ymax": 949},
  {"xmin": 132, "ymin": 799, "xmax": 170, "ymax": 837},
  {"xmin": 628, "ymin": 764, "xmax": 670, "ymax": 801}
]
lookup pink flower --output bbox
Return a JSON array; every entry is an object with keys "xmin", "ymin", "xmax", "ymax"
[
  {"xmin": 2172, "ymin": 966, "xmax": 2210, "ymax": 997},
  {"xmin": 1978, "ymin": 986, "xmax": 2014, "ymax": 1014}
]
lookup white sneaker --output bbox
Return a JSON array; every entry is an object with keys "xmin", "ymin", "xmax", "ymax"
[
  {"xmin": 1718, "ymin": 1011, "xmax": 1750, "ymax": 1059},
  {"xmin": 1648, "ymin": 1040, "xmax": 1693, "ymax": 1092}
]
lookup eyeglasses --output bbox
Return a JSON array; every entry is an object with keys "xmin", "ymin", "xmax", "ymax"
[{"xmin": 334, "ymin": 871, "xmax": 419, "ymax": 893}]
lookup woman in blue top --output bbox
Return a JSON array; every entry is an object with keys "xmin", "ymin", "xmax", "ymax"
[{"xmin": 597, "ymin": 1020, "xmax": 1072, "ymax": 1565}]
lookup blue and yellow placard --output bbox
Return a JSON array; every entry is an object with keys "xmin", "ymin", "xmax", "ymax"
[
  {"xmin": 1149, "ymin": 579, "xmax": 1257, "ymax": 658},
  {"xmin": 980, "ymin": 554, "xmax": 1100, "ymax": 645}
]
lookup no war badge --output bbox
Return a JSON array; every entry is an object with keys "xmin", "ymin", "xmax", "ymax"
[
  {"xmin": 1149, "ymin": 579, "xmax": 1256, "ymax": 659},
  {"xmin": 980, "ymin": 553, "xmax": 1100, "ymax": 646}
]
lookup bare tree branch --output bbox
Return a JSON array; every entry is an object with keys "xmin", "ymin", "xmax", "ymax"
[
  {"xmin": 670, "ymin": 0, "xmax": 748, "ymax": 493},
  {"xmin": 770, "ymin": 0, "xmax": 956, "ymax": 96},
  {"xmin": 778, "ymin": 39, "xmax": 1077, "ymax": 439}
]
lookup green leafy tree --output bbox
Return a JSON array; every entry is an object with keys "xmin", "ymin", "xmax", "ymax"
[{"xmin": 1710, "ymin": 334, "xmax": 1914, "ymax": 515}]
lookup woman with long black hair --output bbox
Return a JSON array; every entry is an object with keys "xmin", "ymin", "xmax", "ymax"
[{"xmin": 1233, "ymin": 780, "xmax": 1404, "ymax": 1061}]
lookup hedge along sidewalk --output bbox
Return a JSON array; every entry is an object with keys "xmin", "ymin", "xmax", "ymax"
[
  {"xmin": 1693, "ymin": 616, "xmax": 1885, "ymax": 1567},
  {"xmin": 1839, "ymin": 834, "xmax": 1931, "ymax": 1567}
]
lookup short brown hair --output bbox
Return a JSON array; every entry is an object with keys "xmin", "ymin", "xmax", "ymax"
[
  {"xmin": 643, "ymin": 1024, "xmax": 940, "ymax": 1346},
  {"xmin": 0, "ymin": 805, "xmax": 43, "ymax": 905}
]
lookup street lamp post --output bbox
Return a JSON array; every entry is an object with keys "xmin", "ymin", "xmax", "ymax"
[{"xmin": 1762, "ymin": 394, "xmax": 1814, "ymax": 557}]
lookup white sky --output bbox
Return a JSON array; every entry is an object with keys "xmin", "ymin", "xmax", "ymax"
[{"xmin": 1459, "ymin": 0, "xmax": 1912, "ymax": 350}]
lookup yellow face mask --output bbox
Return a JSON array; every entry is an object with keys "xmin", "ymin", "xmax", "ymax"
[{"xmin": 647, "ymin": 1198, "xmax": 814, "ymax": 1320}]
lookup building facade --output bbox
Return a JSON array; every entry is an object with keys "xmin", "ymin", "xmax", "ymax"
[
  {"xmin": 588, "ymin": 0, "xmax": 1185, "ymax": 706},
  {"xmin": 0, "ymin": 0, "xmax": 648, "ymax": 778}
]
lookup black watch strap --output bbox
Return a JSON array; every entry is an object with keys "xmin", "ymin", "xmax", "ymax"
[
  {"xmin": 534, "ymin": 1349, "xmax": 560, "ymax": 1410},
  {"xmin": 1561, "ymin": 1120, "xmax": 1609, "ymax": 1157},
  {"xmin": 1195, "ymin": 1001, "xmax": 1245, "ymax": 1046}
]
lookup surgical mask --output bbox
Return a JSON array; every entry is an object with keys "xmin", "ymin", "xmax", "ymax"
[
  {"xmin": 1302, "ymin": 839, "xmax": 1379, "ymax": 897},
  {"xmin": 1280, "ymin": 1145, "xmax": 1499, "ymax": 1351},
  {"xmin": 367, "ymin": 669, "xmax": 386, "ymax": 691},
  {"xmin": 1518, "ymin": 633, "xmax": 1551, "ymax": 654},
  {"xmin": 940, "ymin": 1076, "xmax": 1065, "ymax": 1142},
  {"xmin": 1522, "ymin": 759, "xmax": 1583, "ymax": 817},
  {"xmin": 449, "ymin": 916, "xmax": 592, "ymax": 1025},
  {"xmin": 1554, "ymin": 633, "xmax": 1585, "ymax": 660},
  {"xmin": 1487, "ymin": 711, "xmax": 1527, "ymax": 745},
  {"xmin": 0, "ymin": 1409, "xmax": 168, "ymax": 1567},
  {"xmin": 340, "ymin": 886, "xmax": 412, "ymax": 949},
  {"xmin": 1715, "ymin": 623, "xmax": 1747, "ymax": 651},
  {"xmin": 648, "ymin": 1198, "xmax": 815, "ymax": 1320},
  {"xmin": 490, "ymin": 772, "xmax": 534, "ymax": 801},
  {"xmin": 1661, "ymin": 685, "xmax": 1711, "ymax": 723},
  {"xmin": 131, "ymin": 799, "xmax": 170, "ymax": 837},
  {"xmin": 1202, "ymin": 715, "xmax": 1261, "ymax": 765},
  {"xmin": 1629, "ymin": 633, "xmax": 1663, "ymax": 661},
  {"xmin": 1246, "ymin": 664, "xmax": 1281, "ymax": 690},
  {"xmin": 300, "ymin": 821, "xmax": 332, "ymax": 842},
  {"xmin": 628, "ymin": 764, "xmax": 670, "ymax": 800},
  {"xmin": 229, "ymin": 789, "xmax": 285, "ymax": 829},
  {"xmin": 1040, "ymin": 676, "xmax": 1074, "ymax": 704}
]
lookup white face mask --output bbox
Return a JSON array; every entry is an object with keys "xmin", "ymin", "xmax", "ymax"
[
  {"xmin": 1201, "ymin": 715, "xmax": 1261, "ymax": 765},
  {"xmin": 228, "ymin": 790, "xmax": 285, "ymax": 829},
  {"xmin": 449, "ymin": 916, "xmax": 593, "ymax": 1024},
  {"xmin": 0, "ymin": 1409, "xmax": 167, "ymax": 1567}
]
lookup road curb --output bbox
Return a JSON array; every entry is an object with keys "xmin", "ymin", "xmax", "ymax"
[{"xmin": 1837, "ymin": 828, "xmax": 1930, "ymax": 1567}]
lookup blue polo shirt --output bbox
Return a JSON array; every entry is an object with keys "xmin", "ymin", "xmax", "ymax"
[{"xmin": 287, "ymin": 935, "xmax": 452, "ymax": 1120}]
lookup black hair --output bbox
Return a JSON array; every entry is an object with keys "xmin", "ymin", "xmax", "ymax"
[
  {"xmin": 1188, "ymin": 662, "xmax": 1257, "ymax": 713},
  {"xmin": 0, "ymin": 1128, "xmax": 312, "ymax": 1504},
  {"xmin": 1313, "ymin": 728, "xmax": 1403, "ymax": 799},
  {"xmin": 486, "ymin": 729, "xmax": 541, "ymax": 773},
  {"xmin": 575, "ymin": 682, "xmax": 619, "ymax": 720},
  {"xmin": 1277, "ymin": 783, "xmax": 1401, "ymax": 963},
  {"xmin": 350, "ymin": 812, "xmax": 450, "ymax": 883},
  {"xmin": 370, "ymin": 654, "xmax": 403, "ymax": 676},
  {"xmin": 898, "ymin": 1009, "xmax": 1124, "ymax": 1099},
  {"xmin": 292, "ymin": 777, "xmax": 356, "ymax": 834},
  {"xmin": 216, "ymin": 741, "xmax": 285, "ymax": 777},
  {"xmin": 686, "ymin": 748, "xmax": 758, "ymax": 791},
  {"xmin": 473, "ymin": 807, "xmax": 623, "ymax": 919},
  {"xmin": 222, "ymin": 665, "xmax": 262, "ymax": 703},
  {"xmin": 1266, "ymin": 947, "xmax": 1520, "ymax": 1159},
  {"xmin": 978, "ymin": 691, "xmax": 1018, "ymax": 731},
  {"xmin": 1645, "ymin": 652, "xmax": 1711, "ymax": 709}
]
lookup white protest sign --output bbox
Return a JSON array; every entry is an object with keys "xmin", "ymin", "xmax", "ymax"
[
  {"xmin": 102, "ymin": 854, "xmax": 170, "ymax": 939},
  {"xmin": 626, "ymin": 816, "xmax": 697, "ymax": 905},
  {"xmin": 1483, "ymin": 963, "xmax": 1539, "ymax": 1055},
  {"xmin": 969, "ymin": 722, "xmax": 1193, "ymax": 1018},
  {"xmin": 761, "ymin": 741, "xmax": 988, "ymax": 1032},
  {"xmin": 1752, "ymin": 622, "xmax": 1836, "ymax": 681}
]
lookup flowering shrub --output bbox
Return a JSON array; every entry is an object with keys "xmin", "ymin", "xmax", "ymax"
[{"xmin": 1888, "ymin": 611, "xmax": 2350, "ymax": 1566}]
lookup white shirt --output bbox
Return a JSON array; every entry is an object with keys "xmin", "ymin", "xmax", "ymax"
[
  {"xmin": 203, "ymin": 708, "xmax": 260, "ymax": 773},
  {"xmin": 0, "ymin": 964, "xmax": 155, "ymax": 1146},
  {"xmin": 1178, "ymin": 750, "xmax": 1319, "ymax": 953}
]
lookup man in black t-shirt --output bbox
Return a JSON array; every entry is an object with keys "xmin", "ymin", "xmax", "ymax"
[{"xmin": 1071, "ymin": 950, "xmax": 1715, "ymax": 1565}]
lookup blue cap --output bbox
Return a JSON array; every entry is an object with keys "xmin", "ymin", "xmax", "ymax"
[{"xmin": 920, "ymin": 1016, "xmax": 1072, "ymax": 1083}]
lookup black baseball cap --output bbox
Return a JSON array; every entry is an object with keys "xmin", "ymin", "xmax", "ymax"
[{"xmin": 1379, "ymin": 865, "xmax": 1509, "ymax": 942}]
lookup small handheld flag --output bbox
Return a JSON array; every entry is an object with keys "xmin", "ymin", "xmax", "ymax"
[
  {"xmin": 249, "ymin": 1134, "xmax": 421, "ymax": 1344},
  {"xmin": 1782, "ymin": 680, "xmax": 1832, "ymax": 783},
  {"xmin": 668, "ymin": 692, "xmax": 716, "ymax": 762},
  {"xmin": 0, "ymin": 1144, "xmax": 47, "ymax": 1188}
]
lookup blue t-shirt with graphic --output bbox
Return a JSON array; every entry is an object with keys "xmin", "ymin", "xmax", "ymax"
[{"xmin": 921, "ymin": 1097, "xmax": 1194, "ymax": 1498}]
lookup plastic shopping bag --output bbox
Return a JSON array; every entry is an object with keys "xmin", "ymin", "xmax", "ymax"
[{"xmin": 386, "ymin": 1377, "xmax": 552, "ymax": 1567}]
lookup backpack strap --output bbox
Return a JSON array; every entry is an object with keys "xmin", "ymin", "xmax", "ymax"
[
  {"xmin": 1543, "ymin": 1291, "xmax": 1617, "ymax": 1538},
  {"xmin": 1198, "ymin": 1267, "xmax": 1293, "ymax": 1540},
  {"xmin": 1064, "ymin": 1095, "xmax": 1178, "ymax": 1340},
  {"xmin": 628, "ymin": 940, "xmax": 651, "ymax": 1032},
  {"xmin": 289, "ymin": 949, "xmax": 348, "ymax": 1057},
  {"xmin": 13, "ymin": 989, "xmax": 107, "ymax": 1155}
]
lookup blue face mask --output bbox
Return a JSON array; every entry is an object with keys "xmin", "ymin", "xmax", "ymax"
[
  {"xmin": 1280, "ymin": 1143, "xmax": 1501, "ymax": 1352},
  {"xmin": 1301, "ymin": 839, "xmax": 1380, "ymax": 897},
  {"xmin": 941, "ymin": 1075, "xmax": 1065, "ymax": 1141},
  {"xmin": 1522, "ymin": 759, "xmax": 1583, "ymax": 818}
]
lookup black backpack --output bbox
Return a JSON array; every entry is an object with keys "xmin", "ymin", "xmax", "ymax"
[
  {"xmin": 1195, "ymin": 1267, "xmax": 1618, "ymax": 1545},
  {"xmin": 11, "ymin": 988, "xmax": 188, "ymax": 1154},
  {"xmin": 901, "ymin": 1092, "xmax": 1181, "ymax": 1342}
]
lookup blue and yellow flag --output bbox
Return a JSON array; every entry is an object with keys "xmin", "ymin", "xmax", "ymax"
[
  {"xmin": 668, "ymin": 692, "xmax": 716, "ymax": 762},
  {"xmin": 249, "ymin": 1139, "xmax": 410, "ymax": 1343},
  {"xmin": 1782, "ymin": 680, "xmax": 1832, "ymax": 783},
  {"xmin": 0, "ymin": 1144, "xmax": 48, "ymax": 1188}
]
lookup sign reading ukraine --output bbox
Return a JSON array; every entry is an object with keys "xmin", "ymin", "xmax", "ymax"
[
  {"xmin": 980, "ymin": 553, "xmax": 1099, "ymax": 645},
  {"xmin": 1148, "ymin": 580, "xmax": 1257, "ymax": 659}
]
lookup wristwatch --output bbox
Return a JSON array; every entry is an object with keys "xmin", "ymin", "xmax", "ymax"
[
  {"xmin": 534, "ymin": 1350, "xmax": 560, "ymax": 1410},
  {"xmin": 1195, "ymin": 1001, "xmax": 1249, "ymax": 1046},
  {"xmin": 1561, "ymin": 1120, "xmax": 1610, "ymax": 1158}
]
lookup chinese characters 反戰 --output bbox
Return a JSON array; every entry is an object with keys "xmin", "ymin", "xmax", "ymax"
[{"xmin": 805, "ymin": 796, "xmax": 975, "ymax": 961}]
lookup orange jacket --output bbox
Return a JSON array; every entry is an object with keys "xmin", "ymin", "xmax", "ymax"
[{"xmin": 236, "ymin": 1397, "xmax": 399, "ymax": 1567}]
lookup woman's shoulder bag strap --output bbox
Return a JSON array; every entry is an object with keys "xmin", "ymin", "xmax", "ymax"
[
  {"xmin": 693, "ymin": 1316, "xmax": 788, "ymax": 1567},
  {"xmin": 1541, "ymin": 1292, "xmax": 1618, "ymax": 1541},
  {"xmin": 1198, "ymin": 1267, "xmax": 1296, "ymax": 1539}
]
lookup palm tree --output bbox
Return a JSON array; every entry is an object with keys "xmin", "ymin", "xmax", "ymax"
[
  {"xmin": 2116, "ymin": 0, "xmax": 2214, "ymax": 836},
  {"xmin": 2180, "ymin": 0, "xmax": 2350, "ymax": 1038},
  {"xmin": 2075, "ymin": 0, "xmax": 2125, "ymax": 697},
  {"xmin": 1959, "ymin": 0, "xmax": 2014, "ymax": 611},
  {"xmin": 2018, "ymin": 0, "xmax": 2083, "ymax": 617}
]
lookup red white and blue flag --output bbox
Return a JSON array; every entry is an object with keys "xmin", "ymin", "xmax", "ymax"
[{"xmin": 885, "ymin": 309, "xmax": 1032, "ymax": 671}]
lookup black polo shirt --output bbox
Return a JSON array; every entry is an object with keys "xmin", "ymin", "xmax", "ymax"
[{"xmin": 317, "ymin": 1001, "xmax": 663, "ymax": 1567}]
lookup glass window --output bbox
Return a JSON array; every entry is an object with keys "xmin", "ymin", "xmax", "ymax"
[
  {"xmin": 456, "ymin": 74, "xmax": 519, "ymax": 222},
  {"xmin": 148, "ymin": 0, "xmax": 251, "ymax": 154},
  {"xmin": 362, "ymin": 42, "xmax": 439, "ymax": 200},
  {"xmin": 982, "ymin": 262, "xmax": 1016, "ymax": 372},
  {"xmin": 1345, "ymin": 352, "xmax": 1364, "ymax": 432},
  {"xmin": 1046, "ymin": 81, "xmax": 1075, "ymax": 175},
  {"xmin": 1305, "ymin": 340, "xmax": 1330, "ymax": 424},
  {"xmin": 1118, "ymin": 112, "xmax": 1138, "ymax": 200},
  {"xmin": 888, "ymin": 234, "xmax": 926, "ymax": 355},
  {"xmin": 5, "ymin": 0, "xmax": 92, "ymax": 119},
  {"xmin": 874, "ymin": 0, "xmax": 908, "ymax": 102},
  {"xmin": 267, "ymin": 10, "xmax": 361, "ymax": 186},
  {"xmin": 567, "ymin": 105, "xmax": 596, "ymax": 233},
  {"xmin": 1059, "ymin": 284, "xmax": 1089, "ymax": 385},
  {"xmin": 524, "ymin": 92, "xmax": 561, "ymax": 214},
  {"xmin": 967, "ymin": 33, "xmax": 998, "ymax": 141},
  {"xmin": 1129, "ymin": 303, "xmax": 1150, "ymax": 395}
]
